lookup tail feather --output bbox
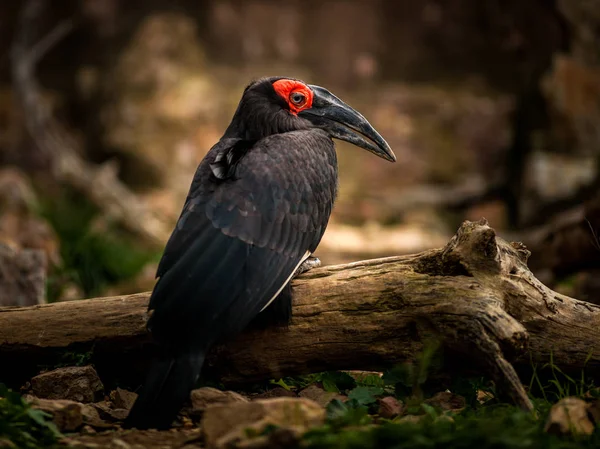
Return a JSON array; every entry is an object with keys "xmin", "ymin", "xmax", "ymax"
[{"xmin": 124, "ymin": 349, "xmax": 205, "ymax": 430}]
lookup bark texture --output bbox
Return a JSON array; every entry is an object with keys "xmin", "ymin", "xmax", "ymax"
[{"xmin": 1, "ymin": 220, "xmax": 599, "ymax": 411}]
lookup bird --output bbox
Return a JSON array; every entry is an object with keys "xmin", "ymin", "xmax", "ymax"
[{"xmin": 124, "ymin": 76, "xmax": 395, "ymax": 430}]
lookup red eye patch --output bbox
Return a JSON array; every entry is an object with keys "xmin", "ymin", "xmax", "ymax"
[{"xmin": 272, "ymin": 79, "xmax": 314, "ymax": 114}]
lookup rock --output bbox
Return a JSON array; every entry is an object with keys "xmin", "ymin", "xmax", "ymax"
[
  {"xmin": 0, "ymin": 169, "xmax": 61, "ymax": 306},
  {"xmin": 424, "ymin": 392, "xmax": 466, "ymax": 413},
  {"xmin": 25, "ymin": 396, "xmax": 106, "ymax": 431},
  {"xmin": 252, "ymin": 387, "xmax": 297, "ymax": 400},
  {"xmin": 0, "ymin": 244, "xmax": 46, "ymax": 307},
  {"xmin": 298, "ymin": 385, "xmax": 347, "ymax": 408},
  {"xmin": 588, "ymin": 399, "xmax": 600, "ymax": 425},
  {"xmin": 189, "ymin": 387, "xmax": 248, "ymax": 415},
  {"xmin": 477, "ymin": 390, "xmax": 494, "ymax": 404},
  {"xmin": 80, "ymin": 425, "xmax": 97, "ymax": 434},
  {"xmin": 378, "ymin": 396, "xmax": 404, "ymax": 419},
  {"xmin": 343, "ymin": 371, "xmax": 384, "ymax": 383},
  {"xmin": 109, "ymin": 388, "xmax": 138, "ymax": 410},
  {"xmin": 27, "ymin": 397, "xmax": 83, "ymax": 431},
  {"xmin": 30, "ymin": 366, "xmax": 104, "ymax": 403},
  {"xmin": 202, "ymin": 397, "xmax": 325, "ymax": 449},
  {"xmin": 545, "ymin": 397, "xmax": 596, "ymax": 436},
  {"xmin": 92, "ymin": 401, "xmax": 130, "ymax": 422}
]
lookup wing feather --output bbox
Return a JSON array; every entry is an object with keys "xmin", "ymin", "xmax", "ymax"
[{"xmin": 149, "ymin": 130, "xmax": 337, "ymax": 346}]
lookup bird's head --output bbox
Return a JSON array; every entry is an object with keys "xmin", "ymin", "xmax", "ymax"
[{"xmin": 223, "ymin": 77, "xmax": 396, "ymax": 162}]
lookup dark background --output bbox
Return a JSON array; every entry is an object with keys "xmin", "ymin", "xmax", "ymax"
[{"xmin": 1, "ymin": 0, "xmax": 599, "ymax": 305}]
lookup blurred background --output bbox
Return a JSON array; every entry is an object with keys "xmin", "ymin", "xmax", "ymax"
[{"xmin": 0, "ymin": 0, "xmax": 599, "ymax": 306}]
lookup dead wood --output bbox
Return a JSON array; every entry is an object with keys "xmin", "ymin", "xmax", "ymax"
[{"xmin": 1, "ymin": 220, "xmax": 599, "ymax": 411}]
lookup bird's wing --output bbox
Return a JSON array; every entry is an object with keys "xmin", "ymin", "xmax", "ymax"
[{"xmin": 148, "ymin": 131, "xmax": 336, "ymax": 346}]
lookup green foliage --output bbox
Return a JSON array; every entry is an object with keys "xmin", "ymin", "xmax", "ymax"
[
  {"xmin": 270, "ymin": 371, "xmax": 358, "ymax": 394},
  {"xmin": 347, "ymin": 386, "xmax": 384, "ymax": 406},
  {"xmin": 274, "ymin": 350, "xmax": 600, "ymax": 449},
  {"xmin": 38, "ymin": 188, "xmax": 161, "ymax": 300},
  {"xmin": 304, "ymin": 403, "xmax": 600, "ymax": 449},
  {"xmin": 0, "ymin": 384, "xmax": 61, "ymax": 449}
]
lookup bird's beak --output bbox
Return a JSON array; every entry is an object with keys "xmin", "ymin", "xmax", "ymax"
[{"xmin": 299, "ymin": 85, "xmax": 396, "ymax": 162}]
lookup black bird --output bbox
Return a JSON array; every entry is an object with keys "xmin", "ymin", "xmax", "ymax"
[{"xmin": 124, "ymin": 77, "xmax": 395, "ymax": 430}]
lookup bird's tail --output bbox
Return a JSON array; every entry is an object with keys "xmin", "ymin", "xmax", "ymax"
[{"xmin": 124, "ymin": 348, "xmax": 205, "ymax": 430}]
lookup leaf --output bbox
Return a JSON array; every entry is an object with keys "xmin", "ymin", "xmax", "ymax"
[
  {"xmin": 348, "ymin": 386, "xmax": 384, "ymax": 406},
  {"xmin": 270, "ymin": 378, "xmax": 292, "ymax": 391},
  {"xmin": 318, "ymin": 372, "xmax": 356, "ymax": 393},
  {"xmin": 322, "ymin": 378, "xmax": 340, "ymax": 393},
  {"xmin": 26, "ymin": 409, "xmax": 51, "ymax": 427},
  {"xmin": 26, "ymin": 408, "xmax": 62, "ymax": 438}
]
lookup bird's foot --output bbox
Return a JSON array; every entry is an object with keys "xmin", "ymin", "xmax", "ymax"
[{"xmin": 294, "ymin": 256, "xmax": 321, "ymax": 277}]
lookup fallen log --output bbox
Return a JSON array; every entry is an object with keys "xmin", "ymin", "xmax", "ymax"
[{"xmin": 1, "ymin": 220, "xmax": 599, "ymax": 412}]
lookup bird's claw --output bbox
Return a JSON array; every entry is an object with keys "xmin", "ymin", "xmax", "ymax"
[{"xmin": 294, "ymin": 256, "xmax": 321, "ymax": 277}]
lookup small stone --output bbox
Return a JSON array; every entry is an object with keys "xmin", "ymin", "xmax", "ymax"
[
  {"xmin": 92, "ymin": 401, "xmax": 130, "ymax": 422},
  {"xmin": 30, "ymin": 366, "xmax": 104, "ymax": 403},
  {"xmin": 80, "ymin": 425, "xmax": 97, "ymax": 434},
  {"xmin": 588, "ymin": 399, "xmax": 600, "ymax": 425},
  {"xmin": 298, "ymin": 385, "xmax": 347, "ymax": 408},
  {"xmin": 477, "ymin": 389, "xmax": 494, "ymax": 404},
  {"xmin": 26, "ymin": 397, "xmax": 83, "ymax": 431},
  {"xmin": 25, "ymin": 396, "xmax": 110, "ymax": 431},
  {"xmin": 202, "ymin": 397, "xmax": 325, "ymax": 449},
  {"xmin": 545, "ymin": 397, "xmax": 595, "ymax": 436},
  {"xmin": 189, "ymin": 387, "xmax": 248, "ymax": 413},
  {"xmin": 109, "ymin": 388, "xmax": 138, "ymax": 410},
  {"xmin": 424, "ymin": 392, "xmax": 466, "ymax": 413},
  {"xmin": 111, "ymin": 438, "xmax": 132, "ymax": 449},
  {"xmin": 378, "ymin": 396, "xmax": 404, "ymax": 419}
]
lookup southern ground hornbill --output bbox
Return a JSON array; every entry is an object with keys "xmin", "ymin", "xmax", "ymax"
[{"xmin": 124, "ymin": 77, "xmax": 396, "ymax": 429}]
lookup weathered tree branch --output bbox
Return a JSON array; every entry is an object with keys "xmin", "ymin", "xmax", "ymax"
[{"xmin": 1, "ymin": 221, "xmax": 599, "ymax": 411}]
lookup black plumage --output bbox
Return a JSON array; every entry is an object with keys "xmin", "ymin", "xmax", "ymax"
[{"xmin": 125, "ymin": 77, "xmax": 395, "ymax": 430}]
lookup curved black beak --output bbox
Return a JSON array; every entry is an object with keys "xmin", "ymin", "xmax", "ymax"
[{"xmin": 298, "ymin": 85, "xmax": 396, "ymax": 162}]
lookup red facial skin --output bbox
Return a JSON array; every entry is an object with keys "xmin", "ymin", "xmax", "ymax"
[{"xmin": 272, "ymin": 79, "xmax": 314, "ymax": 115}]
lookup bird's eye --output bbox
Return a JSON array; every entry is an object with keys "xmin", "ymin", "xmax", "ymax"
[{"xmin": 290, "ymin": 92, "xmax": 306, "ymax": 107}]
